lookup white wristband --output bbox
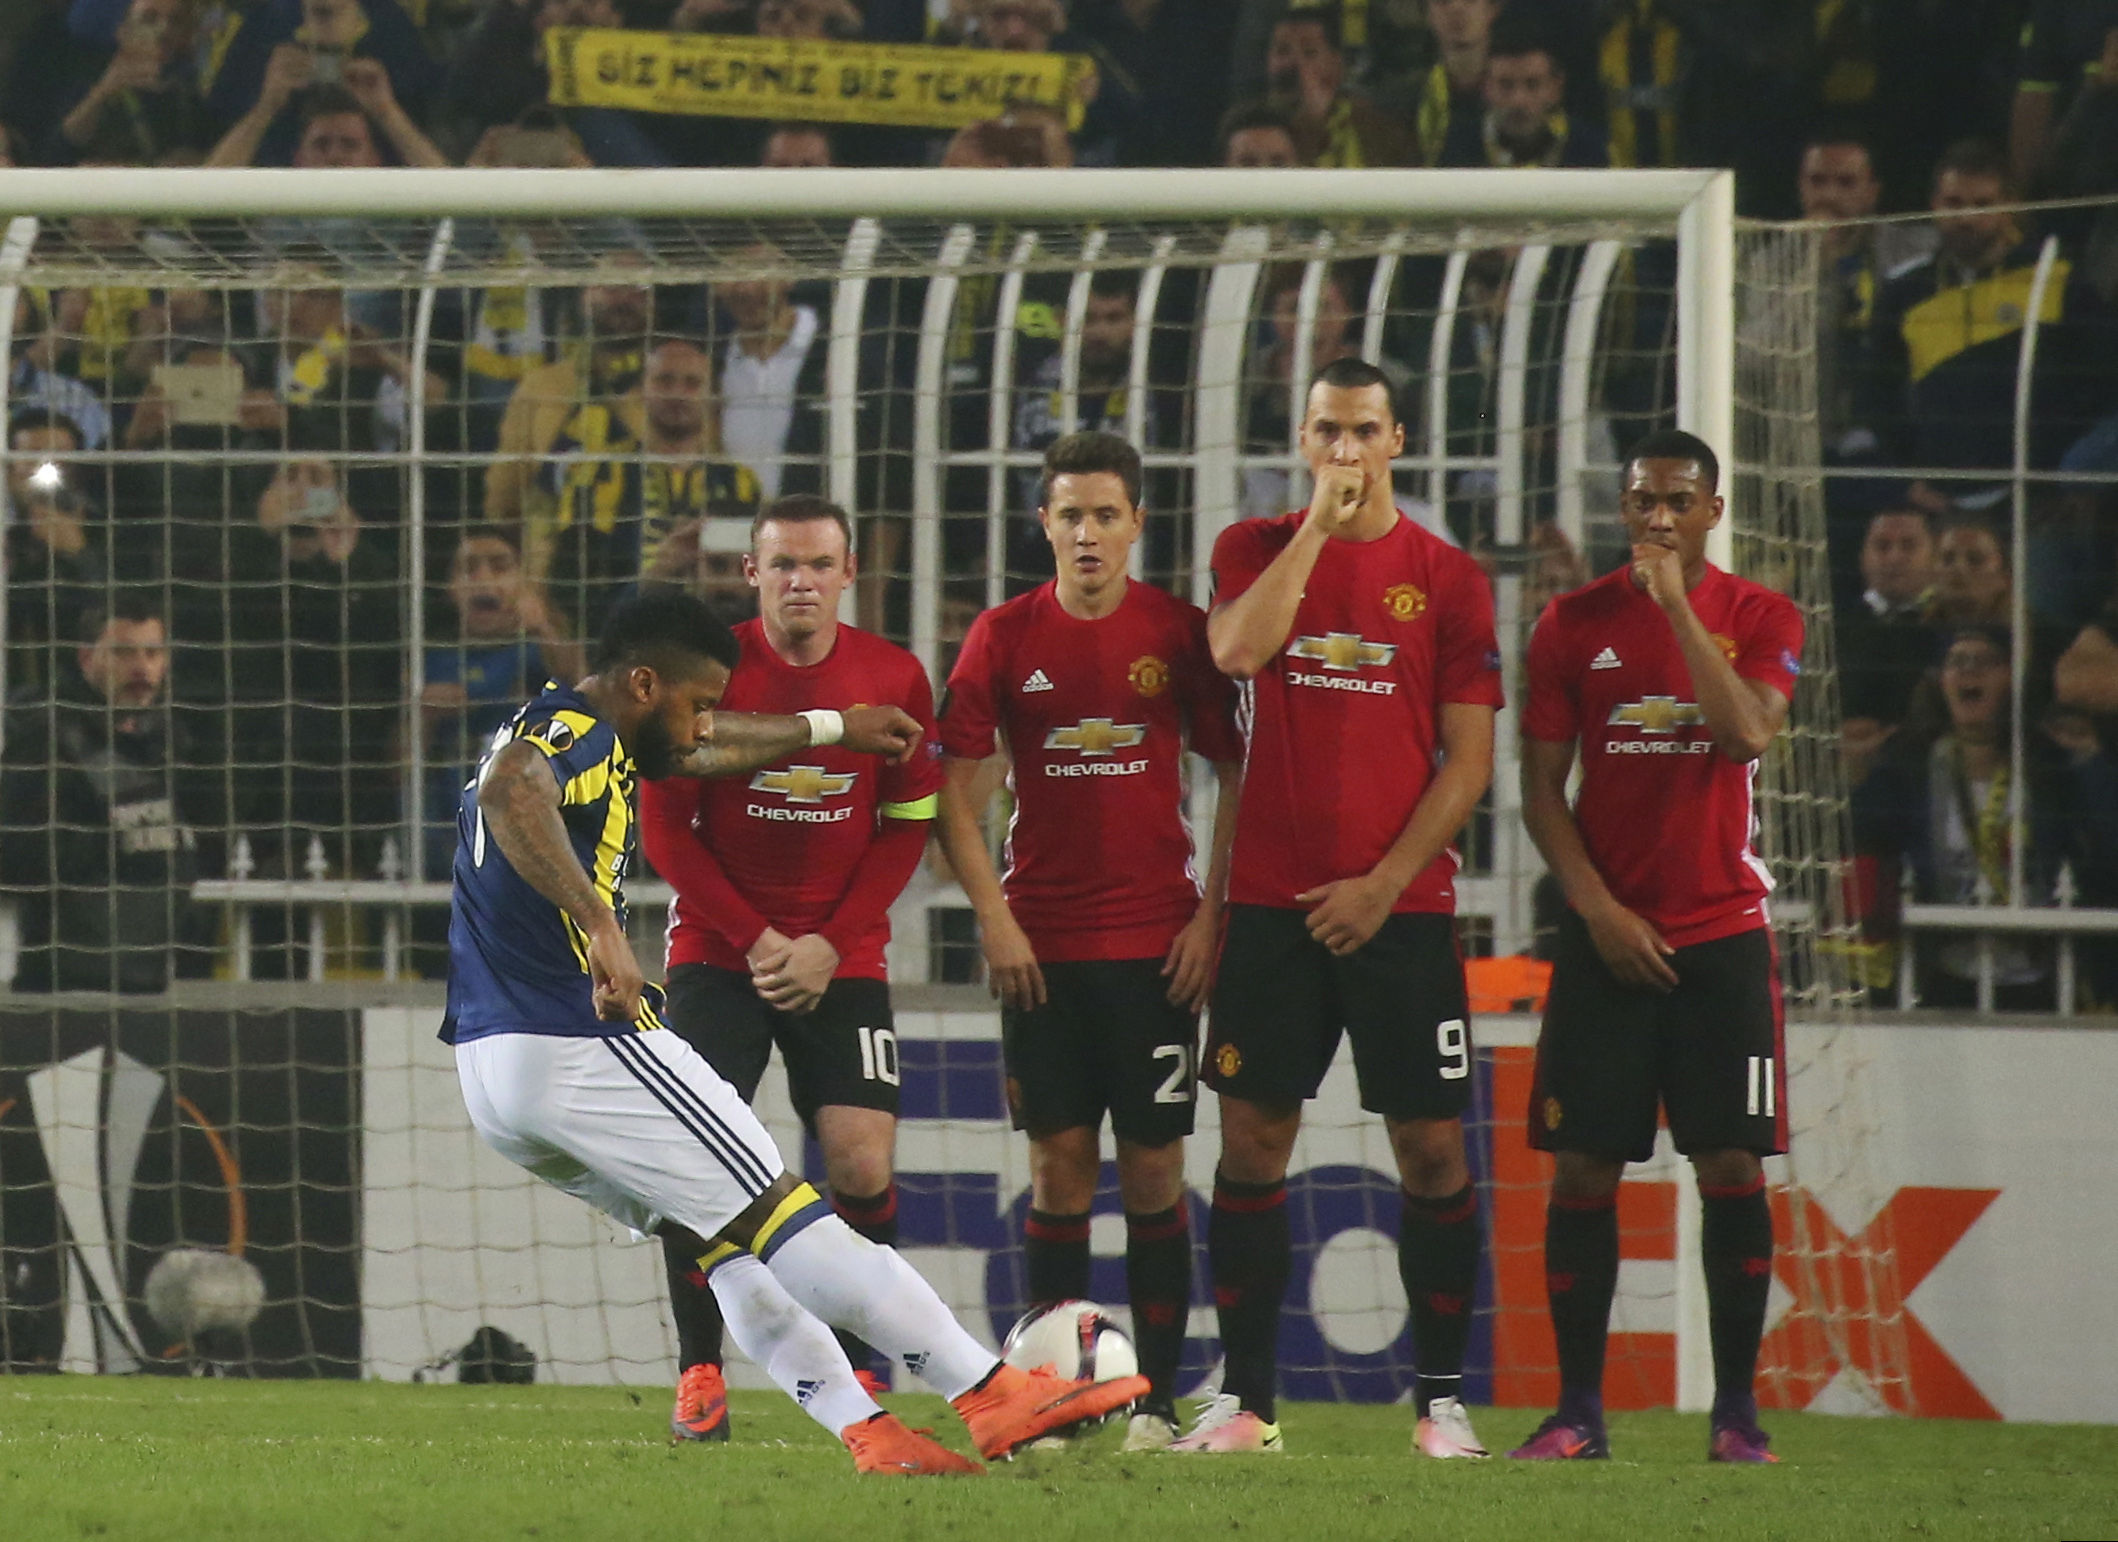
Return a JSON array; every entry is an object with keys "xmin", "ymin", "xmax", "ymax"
[{"xmin": 799, "ymin": 708, "xmax": 844, "ymax": 747}]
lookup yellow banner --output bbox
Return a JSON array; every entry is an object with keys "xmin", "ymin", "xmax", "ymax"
[{"xmin": 544, "ymin": 28, "xmax": 1089, "ymax": 131}]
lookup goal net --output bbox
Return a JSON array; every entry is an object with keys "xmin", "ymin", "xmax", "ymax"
[{"xmin": 0, "ymin": 167, "xmax": 1904, "ymax": 1412}]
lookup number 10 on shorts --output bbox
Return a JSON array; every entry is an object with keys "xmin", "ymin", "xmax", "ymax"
[
  {"xmin": 857, "ymin": 1025, "xmax": 900, "ymax": 1086},
  {"xmin": 1746, "ymin": 1055, "xmax": 1776, "ymax": 1117}
]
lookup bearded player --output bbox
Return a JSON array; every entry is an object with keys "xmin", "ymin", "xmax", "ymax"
[
  {"xmin": 1177, "ymin": 359, "xmax": 1503, "ymax": 1458},
  {"xmin": 934, "ymin": 431, "xmax": 1244, "ymax": 1450},
  {"xmin": 447, "ymin": 587, "xmax": 1147, "ymax": 1474},
  {"xmin": 1512, "ymin": 429, "xmax": 1800, "ymax": 1465},
  {"xmin": 639, "ymin": 495, "xmax": 936, "ymax": 1441}
]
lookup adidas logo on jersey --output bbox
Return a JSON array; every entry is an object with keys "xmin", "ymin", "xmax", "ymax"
[
  {"xmin": 1022, "ymin": 669, "xmax": 1055, "ymax": 693},
  {"xmin": 1590, "ymin": 647, "xmax": 1622, "ymax": 670}
]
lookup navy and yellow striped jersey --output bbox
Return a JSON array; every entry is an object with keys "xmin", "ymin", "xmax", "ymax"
[{"xmin": 443, "ymin": 682, "xmax": 653, "ymax": 1043}]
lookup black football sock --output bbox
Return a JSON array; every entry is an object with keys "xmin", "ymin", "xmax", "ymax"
[
  {"xmin": 1024, "ymin": 1207, "xmax": 1093, "ymax": 1307},
  {"xmin": 831, "ymin": 1185, "xmax": 899, "ymax": 1376},
  {"xmin": 662, "ymin": 1230, "xmax": 726, "ymax": 1373},
  {"xmin": 1125, "ymin": 1200, "xmax": 1193, "ymax": 1410},
  {"xmin": 1700, "ymin": 1175, "xmax": 1774, "ymax": 1428},
  {"xmin": 1400, "ymin": 1184, "xmax": 1482, "ymax": 1418},
  {"xmin": 1545, "ymin": 1193, "xmax": 1620, "ymax": 1428},
  {"xmin": 1209, "ymin": 1172, "xmax": 1289, "ymax": 1423}
]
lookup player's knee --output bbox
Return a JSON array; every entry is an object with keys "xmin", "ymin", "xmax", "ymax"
[
  {"xmin": 1029, "ymin": 1126, "xmax": 1102, "ymax": 1211},
  {"xmin": 1113, "ymin": 1136, "xmax": 1186, "ymax": 1211},
  {"xmin": 1551, "ymin": 1150, "xmax": 1626, "ymax": 1202},
  {"xmin": 1389, "ymin": 1116, "xmax": 1468, "ymax": 1197},
  {"xmin": 1689, "ymin": 1148, "xmax": 1763, "ymax": 1192},
  {"xmin": 1216, "ymin": 1096, "xmax": 1300, "ymax": 1183}
]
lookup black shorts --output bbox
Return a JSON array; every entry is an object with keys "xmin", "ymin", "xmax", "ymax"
[
  {"xmin": 662, "ymin": 963, "xmax": 899, "ymax": 1129},
  {"xmin": 1001, "ymin": 958, "xmax": 1198, "ymax": 1145},
  {"xmin": 1529, "ymin": 911, "xmax": 1787, "ymax": 1164},
  {"xmin": 1204, "ymin": 906, "xmax": 1474, "ymax": 1121}
]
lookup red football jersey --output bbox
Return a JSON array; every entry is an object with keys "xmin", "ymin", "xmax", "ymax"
[
  {"xmin": 642, "ymin": 619, "xmax": 941, "ymax": 979},
  {"xmin": 1211, "ymin": 511, "xmax": 1505, "ymax": 912},
  {"xmin": 940, "ymin": 581, "xmax": 1244, "ymax": 961},
  {"xmin": 1522, "ymin": 564, "xmax": 1803, "ymax": 947}
]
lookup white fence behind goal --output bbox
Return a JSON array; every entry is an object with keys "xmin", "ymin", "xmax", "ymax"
[{"xmin": 0, "ymin": 168, "xmax": 1907, "ymax": 1414}]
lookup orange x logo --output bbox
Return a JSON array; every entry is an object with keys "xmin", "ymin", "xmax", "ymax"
[{"xmin": 1759, "ymin": 1185, "xmax": 2001, "ymax": 1420}]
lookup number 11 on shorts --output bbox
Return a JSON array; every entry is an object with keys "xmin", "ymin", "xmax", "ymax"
[{"xmin": 1746, "ymin": 1055, "xmax": 1776, "ymax": 1117}]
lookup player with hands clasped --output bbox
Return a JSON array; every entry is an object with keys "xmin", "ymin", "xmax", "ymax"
[
  {"xmin": 935, "ymin": 432, "xmax": 1245, "ymax": 1451},
  {"xmin": 448, "ymin": 588, "xmax": 1146, "ymax": 1476},
  {"xmin": 1177, "ymin": 359, "xmax": 1504, "ymax": 1458},
  {"xmin": 1512, "ymin": 431, "xmax": 1801, "ymax": 1465},
  {"xmin": 637, "ymin": 496, "xmax": 940, "ymax": 1441}
]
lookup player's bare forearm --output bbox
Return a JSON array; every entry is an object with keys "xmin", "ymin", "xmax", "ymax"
[
  {"xmin": 477, "ymin": 742, "xmax": 618, "ymax": 941},
  {"xmin": 1519, "ymin": 736, "xmax": 1616, "ymax": 915},
  {"xmin": 1367, "ymin": 704, "xmax": 1495, "ymax": 897},
  {"xmin": 1198, "ymin": 759, "xmax": 1245, "ymax": 915},
  {"xmin": 936, "ymin": 756, "xmax": 1013, "ymax": 922},
  {"xmin": 1660, "ymin": 597, "xmax": 1788, "ymax": 762},
  {"xmin": 673, "ymin": 713, "xmax": 817, "ymax": 778},
  {"xmin": 673, "ymin": 706, "xmax": 923, "ymax": 779},
  {"xmin": 1208, "ymin": 523, "xmax": 1332, "ymax": 679}
]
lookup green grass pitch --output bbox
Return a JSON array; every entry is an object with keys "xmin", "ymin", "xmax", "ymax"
[{"xmin": 3, "ymin": 1381, "xmax": 2113, "ymax": 1542}]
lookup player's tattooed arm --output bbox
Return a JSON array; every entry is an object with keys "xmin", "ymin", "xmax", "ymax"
[
  {"xmin": 477, "ymin": 741, "xmax": 643, "ymax": 1019},
  {"xmin": 672, "ymin": 705, "xmax": 926, "ymax": 778}
]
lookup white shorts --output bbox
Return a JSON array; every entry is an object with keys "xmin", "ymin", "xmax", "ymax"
[{"xmin": 455, "ymin": 1028, "xmax": 788, "ymax": 1242}]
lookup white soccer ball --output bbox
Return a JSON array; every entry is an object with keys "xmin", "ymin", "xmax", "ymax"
[
  {"xmin": 1002, "ymin": 1299, "xmax": 1139, "ymax": 1385},
  {"xmin": 144, "ymin": 1247, "xmax": 266, "ymax": 1340}
]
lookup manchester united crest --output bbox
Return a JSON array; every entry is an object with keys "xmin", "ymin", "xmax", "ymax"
[
  {"xmin": 1383, "ymin": 582, "xmax": 1427, "ymax": 622},
  {"xmin": 1543, "ymin": 1096, "xmax": 1564, "ymax": 1132},
  {"xmin": 1129, "ymin": 655, "xmax": 1169, "ymax": 697},
  {"xmin": 1711, "ymin": 633, "xmax": 1739, "ymax": 664},
  {"xmin": 1216, "ymin": 1043, "xmax": 1242, "ymax": 1078}
]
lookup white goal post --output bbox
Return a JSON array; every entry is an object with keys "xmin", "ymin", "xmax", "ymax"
[{"xmin": 0, "ymin": 164, "xmax": 1907, "ymax": 1419}]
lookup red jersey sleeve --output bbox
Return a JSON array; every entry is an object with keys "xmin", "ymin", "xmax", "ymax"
[
  {"xmin": 938, "ymin": 608, "xmax": 1003, "ymax": 761},
  {"xmin": 1733, "ymin": 590, "xmax": 1805, "ymax": 702},
  {"xmin": 1209, "ymin": 518, "xmax": 1270, "ymax": 610},
  {"xmin": 638, "ymin": 774, "xmax": 772, "ymax": 956},
  {"xmin": 1435, "ymin": 548, "xmax": 1506, "ymax": 708},
  {"xmin": 1521, "ymin": 598, "xmax": 1579, "ymax": 743},
  {"xmin": 878, "ymin": 658, "xmax": 944, "ymax": 812},
  {"xmin": 1177, "ymin": 605, "xmax": 1244, "ymax": 762}
]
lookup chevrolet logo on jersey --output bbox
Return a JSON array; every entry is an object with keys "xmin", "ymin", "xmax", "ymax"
[
  {"xmin": 749, "ymin": 765, "xmax": 858, "ymax": 803},
  {"xmin": 1287, "ymin": 633, "xmax": 1397, "ymax": 671},
  {"xmin": 1043, "ymin": 718, "xmax": 1147, "ymax": 756},
  {"xmin": 1607, "ymin": 697, "xmax": 1705, "ymax": 735}
]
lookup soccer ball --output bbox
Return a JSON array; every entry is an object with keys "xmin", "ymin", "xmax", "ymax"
[{"xmin": 1002, "ymin": 1299, "xmax": 1139, "ymax": 1384}]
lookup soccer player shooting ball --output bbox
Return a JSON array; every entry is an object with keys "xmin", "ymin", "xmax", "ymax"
[{"xmin": 446, "ymin": 589, "xmax": 1146, "ymax": 1475}]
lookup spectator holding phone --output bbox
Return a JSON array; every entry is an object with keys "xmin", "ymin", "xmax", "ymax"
[
  {"xmin": 206, "ymin": 58, "xmax": 446, "ymax": 168},
  {"xmin": 206, "ymin": 0, "xmax": 438, "ymax": 167},
  {"xmin": 41, "ymin": 0, "xmax": 213, "ymax": 166},
  {"xmin": 3, "ymin": 411, "xmax": 109, "ymax": 699}
]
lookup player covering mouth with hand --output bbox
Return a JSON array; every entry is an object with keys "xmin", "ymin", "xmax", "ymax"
[{"xmin": 1513, "ymin": 430, "xmax": 1801, "ymax": 1464}]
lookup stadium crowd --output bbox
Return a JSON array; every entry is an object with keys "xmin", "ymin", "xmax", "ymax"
[{"xmin": 0, "ymin": 0, "xmax": 2115, "ymax": 1007}]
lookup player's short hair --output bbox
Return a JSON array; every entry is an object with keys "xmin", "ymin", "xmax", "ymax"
[
  {"xmin": 1933, "ymin": 136, "xmax": 2009, "ymax": 192},
  {"xmin": 78, "ymin": 589, "xmax": 167, "ymax": 646},
  {"xmin": 592, "ymin": 586, "xmax": 740, "ymax": 678},
  {"xmin": 1624, "ymin": 428, "xmax": 1721, "ymax": 493},
  {"xmin": 1306, "ymin": 356, "xmax": 1398, "ymax": 423},
  {"xmin": 1041, "ymin": 429, "xmax": 1144, "ymax": 509},
  {"xmin": 750, "ymin": 493, "xmax": 854, "ymax": 556}
]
